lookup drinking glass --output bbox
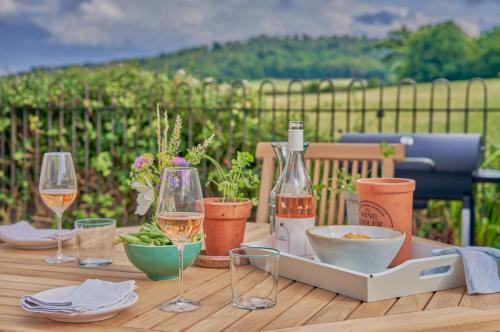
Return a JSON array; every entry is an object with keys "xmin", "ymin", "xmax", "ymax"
[
  {"xmin": 75, "ymin": 218, "xmax": 116, "ymax": 267},
  {"xmin": 229, "ymin": 247, "xmax": 280, "ymax": 310},
  {"xmin": 156, "ymin": 167, "xmax": 204, "ymax": 313},
  {"xmin": 39, "ymin": 152, "xmax": 77, "ymax": 264}
]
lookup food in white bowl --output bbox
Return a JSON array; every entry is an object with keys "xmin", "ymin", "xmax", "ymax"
[{"xmin": 306, "ymin": 225, "xmax": 405, "ymax": 274}]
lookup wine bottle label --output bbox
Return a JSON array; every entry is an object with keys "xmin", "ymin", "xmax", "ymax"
[
  {"xmin": 288, "ymin": 129, "xmax": 303, "ymax": 151},
  {"xmin": 276, "ymin": 216, "xmax": 315, "ymax": 258}
]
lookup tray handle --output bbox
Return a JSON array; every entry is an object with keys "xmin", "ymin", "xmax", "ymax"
[
  {"xmin": 374, "ymin": 254, "xmax": 462, "ymax": 279},
  {"xmin": 367, "ymin": 254, "xmax": 465, "ymax": 302}
]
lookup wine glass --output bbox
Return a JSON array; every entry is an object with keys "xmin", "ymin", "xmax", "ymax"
[
  {"xmin": 156, "ymin": 167, "xmax": 204, "ymax": 313},
  {"xmin": 39, "ymin": 152, "xmax": 78, "ymax": 264}
]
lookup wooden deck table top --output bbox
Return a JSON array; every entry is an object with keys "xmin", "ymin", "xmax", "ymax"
[{"xmin": 0, "ymin": 222, "xmax": 498, "ymax": 332}]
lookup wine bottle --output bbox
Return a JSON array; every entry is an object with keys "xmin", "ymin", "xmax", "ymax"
[{"xmin": 275, "ymin": 121, "xmax": 315, "ymax": 258}]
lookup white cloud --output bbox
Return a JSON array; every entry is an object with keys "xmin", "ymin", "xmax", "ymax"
[
  {"xmin": 79, "ymin": 0, "xmax": 123, "ymax": 20},
  {"xmin": 1, "ymin": 0, "xmax": 499, "ymax": 51},
  {"xmin": 0, "ymin": 0, "xmax": 16, "ymax": 15},
  {"xmin": 31, "ymin": 0, "xmax": 125, "ymax": 46}
]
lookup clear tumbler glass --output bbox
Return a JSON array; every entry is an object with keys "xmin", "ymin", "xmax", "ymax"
[
  {"xmin": 75, "ymin": 218, "xmax": 116, "ymax": 267},
  {"xmin": 229, "ymin": 247, "xmax": 280, "ymax": 310}
]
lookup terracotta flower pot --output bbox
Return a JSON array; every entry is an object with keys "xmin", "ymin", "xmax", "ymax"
[
  {"xmin": 355, "ymin": 178, "xmax": 415, "ymax": 267},
  {"xmin": 203, "ymin": 198, "xmax": 252, "ymax": 256}
]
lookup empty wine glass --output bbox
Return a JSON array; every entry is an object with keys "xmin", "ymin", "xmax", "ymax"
[
  {"xmin": 39, "ymin": 152, "xmax": 77, "ymax": 264},
  {"xmin": 156, "ymin": 167, "xmax": 204, "ymax": 313}
]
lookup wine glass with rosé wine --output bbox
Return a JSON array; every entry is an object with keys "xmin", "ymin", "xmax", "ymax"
[
  {"xmin": 156, "ymin": 167, "xmax": 204, "ymax": 313},
  {"xmin": 39, "ymin": 152, "xmax": 77, "ymax": 264}
]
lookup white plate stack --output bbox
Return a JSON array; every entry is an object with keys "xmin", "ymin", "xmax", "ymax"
[{"xmin": 0, "ymin": 221, "xmax": 74, "ymax": 249}]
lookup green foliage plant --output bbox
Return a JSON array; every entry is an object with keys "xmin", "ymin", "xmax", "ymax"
[{"xmin": 203, "ymin": 151, "xmax": 259, "ymax": 203}]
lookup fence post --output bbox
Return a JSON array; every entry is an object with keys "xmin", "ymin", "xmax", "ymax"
[
  {"xmin": 228, "ymin": 81, "xmax": 248, "ymax": 151},
  {"xmin": 396, "ymin": 78, "xmax": 417, "ymax": 133},
  {"xmin": 430, "ymin": 78, "xmax": 451, "ymax": 133},
  {"xmin": 465, "ymin": 78, "xmax": 488, "ymax": 140},
  {"xmin": 346, "ymin": 79, "xmax": 366, "ymax": 133},
  {"xmin": 316, "ymin": 79, "xmax": 335, "ymax": 141},
  {"xmin": 201, "ymin": 79, "xmax": 221, "ymax": 176},
  {"xmin": 258, "ymin": 80, "xmax": 276, "ymax": 140},
  {"xmin": 286, "ymin": 80, "xmax": 305, "ymax": 125},
  {"xmin": 9, "ymin": 80, "xmax": 18, "ymax": 221},
  {"xmin": 83, "ymin": 82, "xmax": 90, "ymax": 195},
  {"xmin": 377, "ymin": 82, "xmax": 385, "ymax": 132}
]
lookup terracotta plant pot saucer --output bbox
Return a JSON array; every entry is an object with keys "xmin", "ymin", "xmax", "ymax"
[{"xmin": 194, "ymin": 250, "xmax": 230, "ymax": 268}]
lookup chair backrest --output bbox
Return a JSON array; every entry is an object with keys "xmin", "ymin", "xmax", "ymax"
[{"xmin": 255, "ymin": 142, "xmax": 405, "ymax": 225}]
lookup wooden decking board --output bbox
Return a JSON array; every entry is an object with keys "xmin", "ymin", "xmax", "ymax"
[
  {"xmin": 386, "ymin": 292, "xmax": 434, "ymax": 315},
  {"xmin": 262, "ymin": 287, "xmax": 337, "ymax": 330},
  {"xmin": 347, "ymin": 298, "xmax": 398, "ymax": 320},
  {"xmin": 425, "ymin": 287, "xmax": 466, "ymax": 310},
  {"xmin": 305, "ymin": 294, "xmax": 361, "ymax": 325}
]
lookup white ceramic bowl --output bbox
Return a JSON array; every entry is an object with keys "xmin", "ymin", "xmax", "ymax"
[{"xmin": 306, "ymin": 225, "xmax": 405, "ymax": 274}]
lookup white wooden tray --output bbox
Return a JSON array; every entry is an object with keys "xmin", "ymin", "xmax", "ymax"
[{"xmin": 243, "ymin": 235, "xmax": 465, "ymax": 302}]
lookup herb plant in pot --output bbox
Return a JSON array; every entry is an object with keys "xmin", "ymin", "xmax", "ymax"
[{"xmin": 202, "ymin": 152, "xmax": 259, "ymax": 256}]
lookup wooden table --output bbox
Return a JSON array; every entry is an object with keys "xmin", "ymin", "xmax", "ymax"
[{"xmin": 0, "ymin": 223, "xmax": 499, "ymax": 332}]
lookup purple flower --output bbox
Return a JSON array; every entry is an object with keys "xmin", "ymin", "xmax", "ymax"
[
  {"xmin": 171, "ymin": 156, "xmax": 190, "ymax": 167},
  {"xmin": 168, "ymin": 175, "xmax": 180, "ymax": 188},
  {"xmin": 133, "ymin": 154, "xmax": 153, "ymax": 170}
]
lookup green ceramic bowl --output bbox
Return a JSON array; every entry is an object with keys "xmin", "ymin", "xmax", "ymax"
[{"xmin": 124, "ymin": 240, "xmax": 202, "ymax": 280}]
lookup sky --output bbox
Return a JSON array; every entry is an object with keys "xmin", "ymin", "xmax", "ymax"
[{"xmin": 1, "ymin": 0, "xmax": 500, "ymax": 73}]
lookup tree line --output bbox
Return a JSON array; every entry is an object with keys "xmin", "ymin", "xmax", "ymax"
[{"xmin": 94, "ymin": 21, "xmax": 500, "ymax": 83}]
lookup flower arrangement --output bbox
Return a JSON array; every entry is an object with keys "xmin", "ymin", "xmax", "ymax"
[
  {"xmin": 128, "ymin": 103, "xmax": 213, "ymax": 217},
  {"xmin": 115, "ymin": 104, "xmax": 212, "ymax": 246}
]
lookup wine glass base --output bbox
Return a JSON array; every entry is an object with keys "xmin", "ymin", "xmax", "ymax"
[
  {"xmin": 45, "ymin": 255, "xmax": 75, "ymax": 264},
  {"xmin": 160, "ymin": 298, "xmax": 200, "ymax": 313}
]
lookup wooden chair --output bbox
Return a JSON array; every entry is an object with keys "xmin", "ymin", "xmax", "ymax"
[{"xmin": 255, "ymin": 142, "xmax": 405, "ymax": 225}]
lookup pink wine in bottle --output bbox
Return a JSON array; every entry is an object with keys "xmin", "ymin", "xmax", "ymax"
[{"xmin": 275, "ymin": 121, "xmax": 315, "ymax": 258}]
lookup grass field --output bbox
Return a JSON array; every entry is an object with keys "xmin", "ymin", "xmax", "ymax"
[{"xmin": 248, "ymin": 78, "xmax": 500, "ymax": 144}]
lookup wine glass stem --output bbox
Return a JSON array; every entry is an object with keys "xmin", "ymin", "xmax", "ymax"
[
  {"xmin": 56, "ymin": 213, "xmax": 63, "ymax": 259},
  {"xmin": 177, "ymin": 243, "xmax": 185, "ymax": 301}
]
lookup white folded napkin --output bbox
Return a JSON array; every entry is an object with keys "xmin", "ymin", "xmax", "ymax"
[
  {"xmin": 21, "ymin": 279, "xmax": 137, "ymax": 315},
  {"xmin": 0, "ymin": 221, "xmax": 73, "ymax": 241}
]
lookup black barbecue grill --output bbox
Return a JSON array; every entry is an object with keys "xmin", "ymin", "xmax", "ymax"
[{"xmin": 340, "ymin": 133, "xmax": 499, "ymax": 246}]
